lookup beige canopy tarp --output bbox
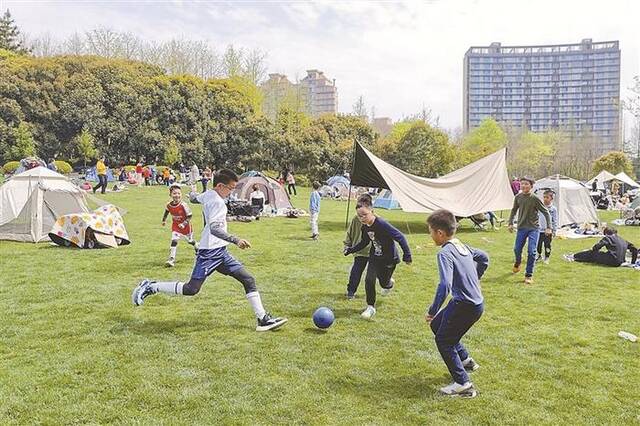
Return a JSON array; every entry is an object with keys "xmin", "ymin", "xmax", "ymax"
[{"xmin": 350, "ymin": 143, "xmax": 514, "ymax": 216}]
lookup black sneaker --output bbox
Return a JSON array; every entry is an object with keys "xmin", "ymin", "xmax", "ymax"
[
  {"xmin": 346, "ymin": 292, "xmax": 355, "ymax": 300},
  {"xmin": 256, "ymin": 312, "xmax": 288, "ymax": 332},
  {"xmin": 131, "ymin": 279, "xmax": 157, "ymax": 306}
]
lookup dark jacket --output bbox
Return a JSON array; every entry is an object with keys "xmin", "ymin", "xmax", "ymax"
[{"xmin": 592, "ymin": 234, "xmax": 638, "ymax": 265}]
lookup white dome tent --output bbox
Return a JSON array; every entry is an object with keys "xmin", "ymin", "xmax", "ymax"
[
  {"xmin": 0, "ymin": 167, "xmax": 106, "ymax": 242},
  {"xmin": 533, "ymin": 175, "xmax": 599, "ymax": 227}
]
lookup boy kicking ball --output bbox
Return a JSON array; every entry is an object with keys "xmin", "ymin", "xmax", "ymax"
[
  {"xmin": 425, "ymin": 210, "xmax": 488, "ymax": 398},
  {"xmin": 344, "ymin": 198, "xmax": 411, "ymax": 320},
  {"xmin": 132, "ymin": 169, "xmax": 287, "ymax": 332},
  {"xmin": 162, "ymin": 184, "xmax": 198, "ymax": 267}
]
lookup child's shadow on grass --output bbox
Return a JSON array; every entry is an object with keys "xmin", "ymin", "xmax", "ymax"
[
  {"xmin": 108, "ymin": 314, "xmax": 245, "ymax": 335},
  {"xmin": 327, "ymin": 374, "xmax": 450, "ymax": 400}
]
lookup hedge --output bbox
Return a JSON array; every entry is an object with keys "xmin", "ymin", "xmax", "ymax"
[
  {"xmin": 53, "ymin": 160, "xmax": 72, "ymax": 174},
  {"xmin": 2, "ymin": 161, "xmax": 20, "ymax": 174}
]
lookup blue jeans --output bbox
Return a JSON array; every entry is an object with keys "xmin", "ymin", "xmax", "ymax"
[
  {"xmin": 430, "ymin": 300, "xmax": 484, "ymax": 385},
  {"xmin": 514, "ymin": 228, "xmax": 539, "ymax": 277}
]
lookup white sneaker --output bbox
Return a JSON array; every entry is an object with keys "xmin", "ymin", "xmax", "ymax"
[
  {"xmin": 543, "ymin": 257, "xmax": 550, "ymax": 265},
  {"xmin": 165, "ymin": 257, "xmax": 175, "ymax": 267},
  {"xmin": 562, "ymin": 254, "xmax": 574, "ymax": 262},
  {"xmin": 361, "ymin": 305, "xmax": 376, "ymax": 320},
  {"xmin": 440, "ymin": 381, "xmax": 476, "ymax": 398}
]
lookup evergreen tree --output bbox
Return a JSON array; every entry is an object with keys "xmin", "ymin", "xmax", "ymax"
[{"xmin": 0, "ymin": 9, "xmax": 29, "ymax": 54}]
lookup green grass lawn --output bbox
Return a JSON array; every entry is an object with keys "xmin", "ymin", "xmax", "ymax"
[{"xmin": 1, "ymin": 184, "xmax": 639, "ymax": 424}]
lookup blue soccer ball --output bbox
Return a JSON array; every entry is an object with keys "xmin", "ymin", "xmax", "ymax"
[{"xmin": 312, "ymin": 307, "xmax": 335, "ymax": 329}]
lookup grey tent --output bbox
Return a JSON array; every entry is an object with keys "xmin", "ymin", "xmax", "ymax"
[
  {"xmin": 533, "ymin": 175, "xmax": 599, "ymax": 227},
  {"xmin": 232, "ymin": 173, "xmax": 293, "ymax": 214},
  {"xmin": 0, "ymin": 167, "xmax": 106, "ymax": 242}
]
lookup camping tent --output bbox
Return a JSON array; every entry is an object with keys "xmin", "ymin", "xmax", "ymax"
[
  {"xmin": 586, "ymin": 170, "xmax": 616, "ymax": 190},
  {"xmin": 533, "ymin": 175, "xmax": 599, "ymax": 227},
  {"xmin": 85, "ymin": 166, "xmax": 115, "ymax": 182},
  {"xmin": 232, "ymin": 173, "xmax": 292, "ymax": 213},
  {"xmin": 373, "ymin": 190, "xmax": 401, "ymax": 209},
  {"xmin": 0, "ymin": 167, "xmax": 105, "ymax": 242},
  {"xmin": 350, "ymin": 143, "xmax": 513, "ymax": 216},
  {"xmin": 321, "ymin": 175, "xmax": 351, "ymax": 198},
  {"xmin": 613, "ymin": 172, "xmax": 640, "ymax": 188}
]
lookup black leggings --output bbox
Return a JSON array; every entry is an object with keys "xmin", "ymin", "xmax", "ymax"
[
  {"xmin": 574, "ymin": 250, "xmax": 621, "ymax": 267},
  {"xmin": 288, "ymin": 183, "xmax": 297, "ymax": 195},
  {"xmin": 364, "ymin": 260, "xmax": 396, "ymax": 306},
  {"xmin": 536, "ymin": 233, "xmax": 553, "ymax": 258},
  {"xmin": 182, "ymin": 267, "xmax": 257, "ymax": 296}
]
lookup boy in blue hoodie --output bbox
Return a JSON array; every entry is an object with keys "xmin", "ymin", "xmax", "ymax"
[{"xmin": 425, "ymin": 209, "xmax": 488, "ymax": 398}]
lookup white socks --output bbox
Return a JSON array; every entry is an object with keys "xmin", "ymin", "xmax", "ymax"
[
  {"xmin": 151, "ymin": 281, "xmax": 184, "ymax": 295},
  {"xmin": 246, "ymin": 291, "xmax": 266, "ymax": 319},
  {"xmin": 169, "ymin": 246, "xmax": 177, "ymax": 259}
]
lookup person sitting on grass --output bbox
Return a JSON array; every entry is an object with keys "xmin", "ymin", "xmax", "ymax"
[
  {"xmin": 425, "ymin": 209, "xmax": 488, "ymax": 398},
  {"xmin": 564, "ymin": 227, "xmax": 638, "ymax": 266},
  {"xmin": 344, "ymin": 199, "xmax": 412, "ymax": 320}
]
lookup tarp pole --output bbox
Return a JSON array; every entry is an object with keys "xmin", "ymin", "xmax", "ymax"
[{"xmin": 345, "ymin": 140, "xmax": 358, "ymax": 229}]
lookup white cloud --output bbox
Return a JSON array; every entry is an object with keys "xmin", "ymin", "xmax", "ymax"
[{"xmin": 5, "ymin": 0, "xmax": 640, "ymax": 131}]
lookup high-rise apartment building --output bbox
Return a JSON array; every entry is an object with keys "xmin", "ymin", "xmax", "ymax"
[
  {"xmin": 299, "ymin": 70, "xmax": 338, "ymax": 117},
  {"xmin": 463, "ymin": 39, "xmax": 621, "ymax": 152},
  {"xmin": 261, "ymin": 69, "xmax": 338, "ymax": 120}
]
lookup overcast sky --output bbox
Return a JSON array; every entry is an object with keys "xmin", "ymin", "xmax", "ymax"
[{"xmin": 4, "ymin": 0, "xmax": 640, "ymax": 132}]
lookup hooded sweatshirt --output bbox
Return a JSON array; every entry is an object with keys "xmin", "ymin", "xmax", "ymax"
[{"xmin": 428, "ymin": 239, "xmax": 488, "ymax": 316}]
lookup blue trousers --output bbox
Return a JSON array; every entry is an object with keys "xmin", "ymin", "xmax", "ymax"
[
  {"xmin": 430, "ymin": 300, "xmax": 484, "ymax": 385},
  {"xmin": 346, "ymin": 256, "xmax": 369, "ymax": 296},
  {"xmin": 514, "ymin": 227, "xmax": 540, "ymax": 277}
]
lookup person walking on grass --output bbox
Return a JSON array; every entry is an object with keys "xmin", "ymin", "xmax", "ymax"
[
  {"xmin": 161, "ymin": 184, "xmax": 198, "ymax": 267},
  {"xmin": 92, "ymin": 156, "xmax": 108, "ymax": 194},
  {"xmin": 286, "ymin": 171, "xmax": 297, "ymax": 196},
  {"xmin": 508, "ymin": 177, "xmax": 551, "ymax": 285},
  {"xmin": 536, "ymin": 190, "xmax": 558, "ymax": 264},
  {"xmin": 344, "ymin": 199, "xmax": 412, "ymax": 320},
  {"xmin": 309, "ymin": 181, "xmax": 321, "ymax": 240},
  {"xmin": 132, "ymin": 169, "xmax": 287, "ymax": 332},
  {"xmin": 425, "ymin": 209, "xmax": 488, "ymax": 398}
]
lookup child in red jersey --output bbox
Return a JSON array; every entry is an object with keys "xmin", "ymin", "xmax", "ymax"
[{"xmin": 162, "ymin": 185, "xmax": 198, "ymax": 267}]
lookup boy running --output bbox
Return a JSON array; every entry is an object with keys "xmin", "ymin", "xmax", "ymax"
[
  {"xmin": 536, "ymin": 190, "xmax": 558, "ymax": 264},
  {"xmin": 425, "ymin": 209, "xmax": 488, "ymax": 398},
  {"xmin": 132, "ymin": 169, "xmax": 288, "ymax": 332},
  {"xmin": 508, "ymin": 177, "xmax": 551, "ymax": 285},
  {"xmin": 344, "ymin": 200, "xmax": 412, "ymax": 320},
  {"xmin": 161, "ymin": 185, "xmax": 198, "ymax": 267}
]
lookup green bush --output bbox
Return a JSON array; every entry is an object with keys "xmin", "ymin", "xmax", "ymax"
[
  {"xmin": 53, "ymin": 160, "xmax": 72, "ymax": 174},
  {"xmin": 2, "ymin": 161, "xmax": 20, "ymax": 175},
  {"xmin": 294, "ymin": 174, "xmax": 311, "ymax": 187}
]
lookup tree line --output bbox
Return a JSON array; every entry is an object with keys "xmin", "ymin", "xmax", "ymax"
[{"xmin": 0, "ymin": 8, "xmax": 636, "ymax": 181}]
